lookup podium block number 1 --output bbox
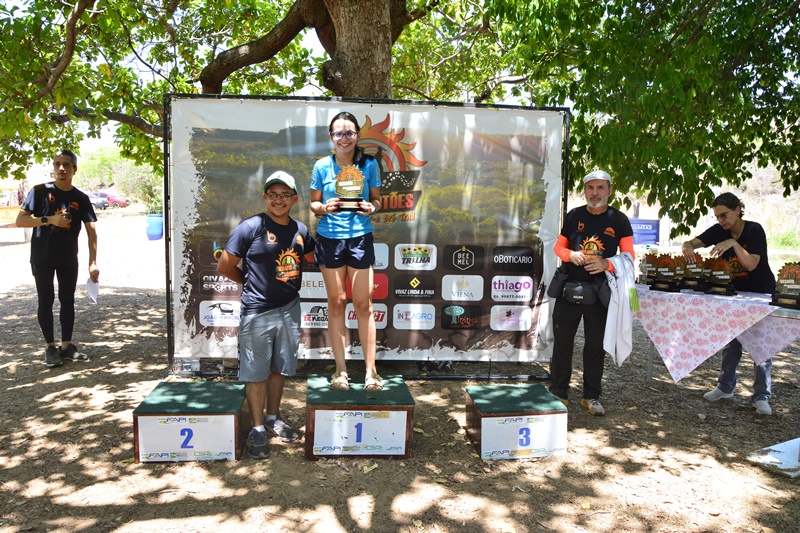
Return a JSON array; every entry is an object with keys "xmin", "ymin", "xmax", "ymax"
[{"xmin": 313, "ymin": 410, "xmax": 408, "ymax": 456}]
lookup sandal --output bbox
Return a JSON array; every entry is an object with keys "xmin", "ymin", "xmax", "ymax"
[
  {"xmin": 330, "ymin": 371, "xmax": 350, "ymax": 390},
  {"xmin": 364, "ymin": 371, "xmax": 384, "ymax": 392}
]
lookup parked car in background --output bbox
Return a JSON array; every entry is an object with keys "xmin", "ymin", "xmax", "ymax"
[
  {"xmin": 94, "ymin": 191, "xmax": 129, "ymax": 208},
  {"xmin": 86, "ymin": 192, "xmax": 109, "ymax": 210}
]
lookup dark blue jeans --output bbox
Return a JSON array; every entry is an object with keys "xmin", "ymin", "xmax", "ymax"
[
  {"xmin": 549, "ymin": 297, "xmax": 608, "ymax": 401},
  {"xmin": 716, "ymin": 339, "xmax": 772, "ymax": 402}
]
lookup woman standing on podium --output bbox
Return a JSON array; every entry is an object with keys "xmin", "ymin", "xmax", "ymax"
[
  {"xmin": 309, "ymin": 111, "xmax": 383, "ymax": 392},
  {"xmin": 682, "ymin": 192, "xmax": 776, "ymax": 415}
]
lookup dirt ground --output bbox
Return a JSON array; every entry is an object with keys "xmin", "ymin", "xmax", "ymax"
[{"xmin": 1, "ymin": 212, "xmax": 798, "ymax": 533}]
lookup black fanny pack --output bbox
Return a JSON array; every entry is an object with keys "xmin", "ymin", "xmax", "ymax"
[{"xmin": 562, "ymin": 278, "xmax": 611, "ymax": 307}]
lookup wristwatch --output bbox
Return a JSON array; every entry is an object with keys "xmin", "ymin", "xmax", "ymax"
[{"xmin": 41, "ymin": 216, "xmax": 48, "ymax": 225}]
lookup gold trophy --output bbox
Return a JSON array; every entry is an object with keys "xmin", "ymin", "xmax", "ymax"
[
  {"xmin": 704, "ymin": 257, "xmax": 736, "ymax": 295},
  {"xmin": 335, "ymin": 165, "xmax": 366, "ymax": 212},
  {"xmin": 682, "ymin": 252, "xmax": 707, "ymax": 291},
  {"xmin": 771, "ymin": 262, "xmax": 800, "ymax": 309},
  {"xmin": 650, "ymin": 254, "xmax": 681, "ymax": 292},
  {"xmin": 640, "ymin": 252, "xmax": 658, "ymax": 285}
]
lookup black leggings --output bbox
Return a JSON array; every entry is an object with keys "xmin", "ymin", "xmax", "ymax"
[{"xmin": 32, "ymin": 264, "xmax": 78, "ymax": 344}]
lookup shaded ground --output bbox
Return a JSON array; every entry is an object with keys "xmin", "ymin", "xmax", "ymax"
[{"xmin": 1, "ymin": 214, "xmax": 798, "ymax": 532}]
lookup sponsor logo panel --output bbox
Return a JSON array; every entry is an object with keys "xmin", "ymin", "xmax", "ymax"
[
  {"xmin": 440, "ymin": 304, "xmax": 482, "ymax": 330},
  {"xmin": 199, "ymin": 300, "xmax": 241, "ymax": 327},
  {"xmin": 374, "ymin": 243, "xmax": 390, "ymax": 270},
  {"xmin": 301, "ymin": 302, "xmax": 329, "ymax": 328},
  {"xmin": 199, "ymin": 271, "xmax": 241, "ymax": 296},
  {"xmin": 394, "ymin": 243, "xmax": 437, "ymax": 270},
  {"xmin": 441, "ymin": 275, "xmax": 484, "ymax": 301},
  {"xmin": 394, "ymin": 273, "xmax": 436, "ymax": 300},
  {"xmin": 345, "ymin": 303, "xmax": 388, "ymax": 329},
  {"xmin": 392, "ymin": 304, "xmax": 436, "ymax": 330},
  {"xmin": 492, "ymin": 246, "xmax": 535, "ymax": 273},
  {"xmin": 491, "ymin": 275, "xmax": 534, "ymax": 302},
  {"xmin": 490, "ymin": 305, "xmax": 532, "ymax": 331},
  {"xmin": 443, "ymin": 245, "xmax": 484, "ymax": 272}
]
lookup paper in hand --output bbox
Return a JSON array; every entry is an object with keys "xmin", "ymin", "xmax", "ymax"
[{"xmin": 85, "ymin": 278, "xmax": 99, "ymax": 303}]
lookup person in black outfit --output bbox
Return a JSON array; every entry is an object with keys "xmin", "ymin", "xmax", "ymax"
[
  {"xmin": 549, "ymin": 170, "xmax": 634, "ymax": 416},
  {"xmin": 16, "ymin": 150, "xmax": 99, "ymax": 367},
  {"xmin": 682, "ymin": 192, "xmax": 776, "ymax": 415}
]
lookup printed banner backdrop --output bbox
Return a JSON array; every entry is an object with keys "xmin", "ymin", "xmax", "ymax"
[{"xmin": 167, "ymin": 96, "xmax": 566, "ymax": 363}]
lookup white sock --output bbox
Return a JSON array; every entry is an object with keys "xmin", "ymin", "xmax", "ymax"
[
  {"xmin": 265, "ymin": 415, "xmax": 277, "ymax": 422},
  {"xmin": 253, "ymin": 425, "xmax": 265, "ymax": 433}
]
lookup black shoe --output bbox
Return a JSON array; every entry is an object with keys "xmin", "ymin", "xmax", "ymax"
[
  {"xmin": 45, "ymin": 346, "xmax": 62, "ymax": 368},
  {"xmin": 59, "ymin": 343, "xmax": 90, "ymax": 361},
  {"xmin": 247, "ymin": 429, "xmax": 270, "ymax": 459}
]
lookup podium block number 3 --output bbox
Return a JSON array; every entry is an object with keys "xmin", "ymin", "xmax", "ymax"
[{"xmin": 519, "ymin": 427, "xmax": 531, "ymax": 447}]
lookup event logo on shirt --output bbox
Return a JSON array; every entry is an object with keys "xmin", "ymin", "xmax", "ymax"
[
  {"xmin": 580, "ymin": 236, "xmax": 605, "ymax": 256},
  {"xmin": 604, "ymin": 227, "xmax": 616, "ymax": 238},
  {"xmin": 491, "ymin": 276, "xmax": 534, "ymax": 302},
  {"xmin": 443, "ymin": 245, "xmax": 484, "ymax": 272},
  {"xmin": 265, "ymin": 231, "xmax": 277, "ymax": 244},
  {"xmin": 275, "ymin": 249, "xmax": 301, "ymax": 282},
  {"xmin": 489, "ymin": 305, "xmax": 532, "ymax": 331},
  {"xmin": 394, "ymin": 243, "xmax": 437, "ymax": 270},
  {"xmin": 442, "ymin": 275, "xmax": 484, "ymax": 301}
]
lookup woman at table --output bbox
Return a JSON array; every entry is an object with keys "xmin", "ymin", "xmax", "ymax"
[
  {"xmin": 309, "ymin": 111, "xmax": 383, "ymax": 392},
  {"xmin": 682, "ymin": 192, "xmax": 776, "ymax": 415}
]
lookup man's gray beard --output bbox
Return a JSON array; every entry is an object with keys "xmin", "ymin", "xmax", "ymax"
[{"xmin": 587, "ymin": 198, "xmax": 608, "ymax": 209}]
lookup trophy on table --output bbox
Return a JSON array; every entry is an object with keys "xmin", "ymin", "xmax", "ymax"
[
  {"xmin": 650, "ymin": 254, "xmax": 682, "ymax": 292},
  {"xmin": 639, "ymin": 252, "xmax": 658, "ymax": 285},
  {"xmin": 682, "ymin": 252, "xmax": 707, "ymax": 291},
  {"xmin": 771, "ymin": 262, "xmax": 800, "ymax": 309},
  {"xmin": 335, "ymin": 165, "xmax": 366, "ymax": 212},
  {"xmin": 704, "ymin": 257, "xmax": 737, "ymax": 295}
]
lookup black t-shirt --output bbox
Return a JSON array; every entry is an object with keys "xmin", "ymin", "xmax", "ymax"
[
  {"xmin": 560, "ymin": 205, "xmax": 633, "ymax": 282},
  {"xmin": 21, "ymin": 183, "xmax": 97, "ymax": 268},
  {"xmin": 225, "ymin": 213, "xmax": 316, "ymax": 315},
  {"xmin": 696, "ymin": 220, "xmax": 775, "ymax": 294}
]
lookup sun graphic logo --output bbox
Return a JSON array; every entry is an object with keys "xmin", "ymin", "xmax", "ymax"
[
  {"xmin": 581, "ymin": 237, "xmax": 606, "ymax": 257},
  {"xmin": 275, "ymin": 249, "xmax": 301, "ymax": 281}
]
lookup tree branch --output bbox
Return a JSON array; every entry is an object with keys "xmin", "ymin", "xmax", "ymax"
[
  {"xmin": 50, "ymin": 106, "xmax": 164, "ymax": 138},
  {"xmin": 198, "ymin": 0, "xmax": 321, "ymax": 93},
  {"xmin": 24, "ymin": 0, "xmax": 97, "ymax": 107}
]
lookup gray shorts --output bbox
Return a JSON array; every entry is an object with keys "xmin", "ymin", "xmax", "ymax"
[{"xmin": 237, "ymin": 297, "xmax": 300, "ymax": 383}]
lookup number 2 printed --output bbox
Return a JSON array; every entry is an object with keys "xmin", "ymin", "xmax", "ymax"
[{"xmin": 180, "ymin": 427, "xmax": 194, "ymax": 449}]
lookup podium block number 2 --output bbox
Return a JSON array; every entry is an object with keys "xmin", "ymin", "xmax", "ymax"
[{"xmin": 180, "ymin": 428, "xmax": 194, "ymax": 449}]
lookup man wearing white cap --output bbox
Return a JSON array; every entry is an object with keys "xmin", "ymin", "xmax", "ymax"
[
  {"xmin": 217, "ymin": 171, "xmax": 315, "ymax": 459},
  {"xmin": 549, "ymin": 170, "xmax": 634, "ymax": 416}
]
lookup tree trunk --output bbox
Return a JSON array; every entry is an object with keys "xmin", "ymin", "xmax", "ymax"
[{"xmin": 321, "ymin": 0, "xmax": 393, "ymax": 98}]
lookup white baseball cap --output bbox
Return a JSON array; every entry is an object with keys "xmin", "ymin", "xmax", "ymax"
[
  {"xmin": 583, "ymin": 170, "xmax": 612, "ymax": 184},
  {"xmin": 263, "ymin": 170, "xmax": 297, "ymax": 192}
]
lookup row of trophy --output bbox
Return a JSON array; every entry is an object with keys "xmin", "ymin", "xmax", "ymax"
[
  {"xmin": 772, "ymin": 262, "xmax": 800, "ymax": 309},
  {"xmin": 639, "ymin": 252, "xmax": 737, "ymax": 295}
]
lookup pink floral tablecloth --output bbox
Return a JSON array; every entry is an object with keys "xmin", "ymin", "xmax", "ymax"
[{"xmin": 635, "ymin": 286, "xmax": 800, "ymax": 381}]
